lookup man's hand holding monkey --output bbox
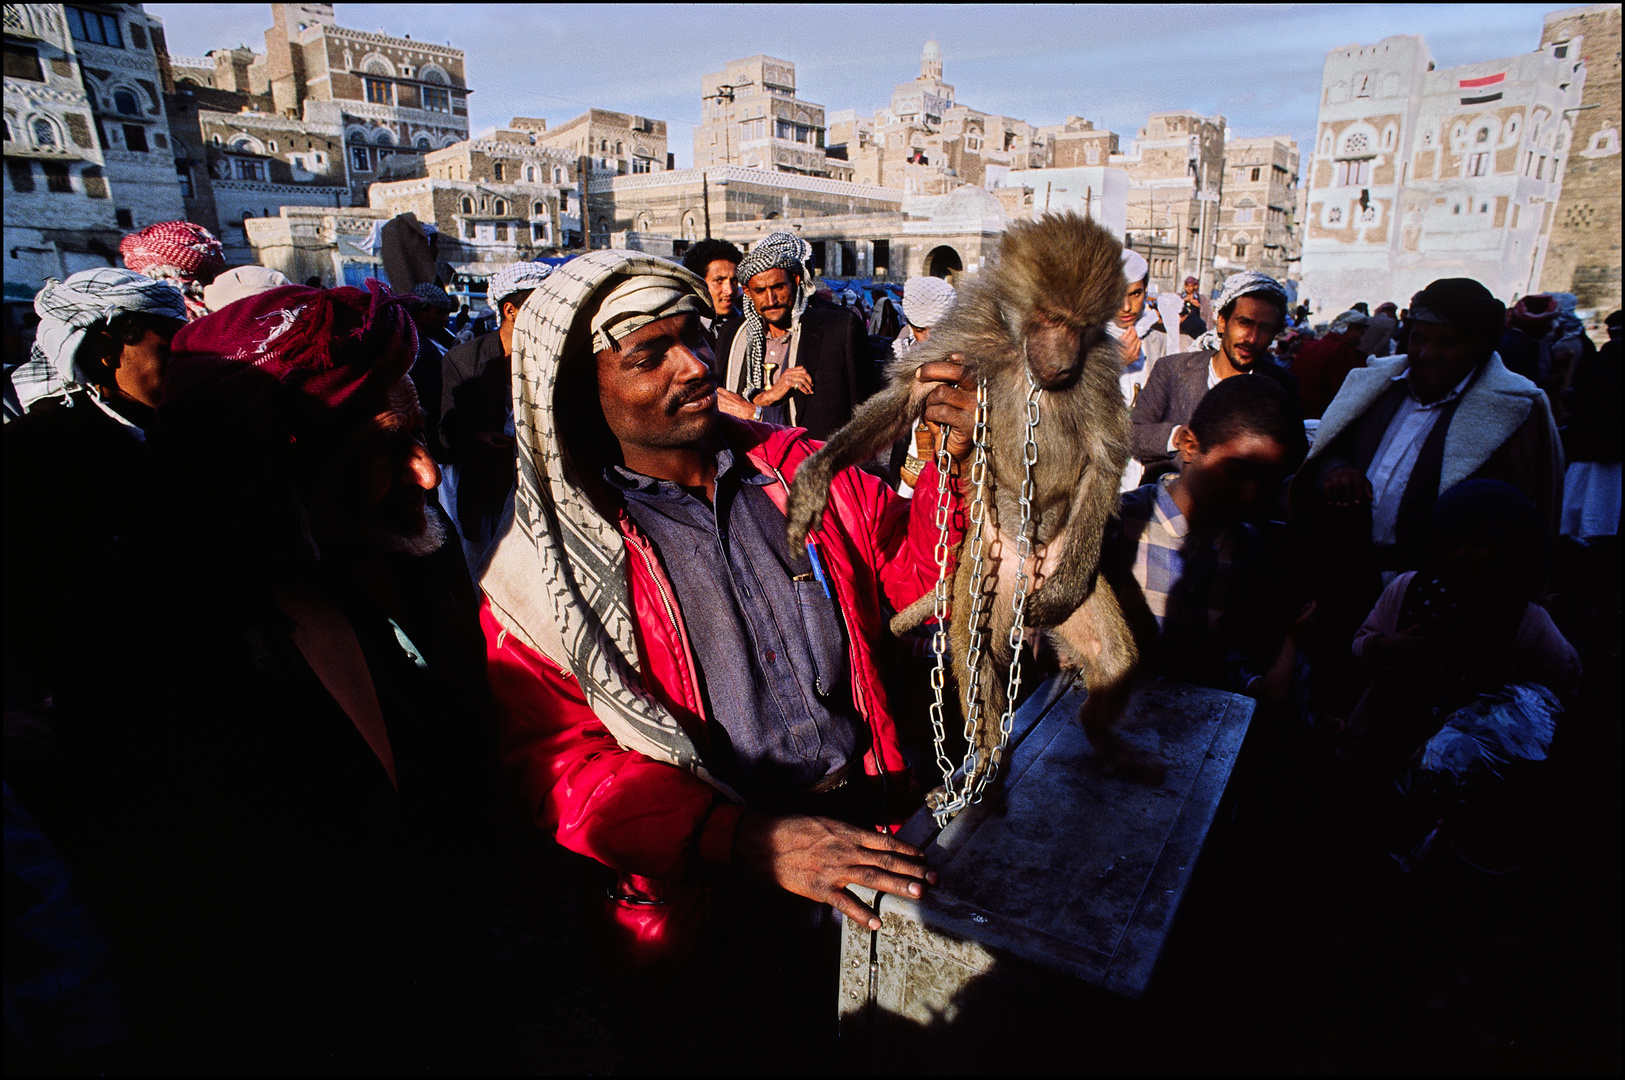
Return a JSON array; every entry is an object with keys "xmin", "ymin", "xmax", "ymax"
[{"xmin": 914, "ymin": 358, "xmax": 978, "ymax": 470}]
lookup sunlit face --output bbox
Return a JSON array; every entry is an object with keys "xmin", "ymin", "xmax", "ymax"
[
  {"xmin": 313, "ymin": 376, "xmax": 445, "ymax": 557},
  {"xmin": 744, "ymin": 267, "xmax": 796, "ymax": 329},
  {"xmin": 1118, "ymin": 278, "xmax": 1148, "ymax": 326},
  {"xmin": 112, "ymin": 316, "xmax": 184, "ymax": 408},
  {"xmin": 1215, "ymin": 295, "xmax": 1284, "ymax": 373},
  {"xmin": 704, "ymin": 259, "xmax": 740, "ymax": 318},
  {"xmin": 594, "ymin": 312, "xmax": 719, "ymax": 455}
]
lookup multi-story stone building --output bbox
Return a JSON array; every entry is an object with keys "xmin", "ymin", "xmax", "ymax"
[
  {"xmin": 149, "ymin": 2, "xmax": 471, "ymax": 263},
  {"xmin": 1037, "ymin": 117, "xmax": 1118, "ymax": 170},
  {"xmin": 694, "ymin": 55, "xmax": 849, "ymax": 181},
  {"xmin": 248, "ymin": 118, "xmax": 578, "ymax": 289},
  {"xmin": 1112, "ymin": 111, "xmax": 1228, "ymax": 296},
  {"xmin": 1537, "ymin": 4, "xmax": 1620, "ymax": 320},
  {"xmin": 258, "ymin": 2, "xmax": 469, "ymax": 205},
  {"xmin": 163, "ymin": 47, "xmax": 348, "ymax": 264},
  {"xmin": 584, "ymin": 164, "xmax": 1011, "ymax": 284},
  {"xmin": 1299, "ymin": 33, "xmax": 1586, "ymax": 317},
  {"xmin": 532, "ymin": 108, "xmax": 668, "ymax": 181},
  {"xmin": 4, "ymin": 2, "xmax": 185, "ymax": 289},
  {"xmin": 1213, "ymin": 135, "xmax": 1301, "ymax": 283},
  {"xmin": 847, "ymin": 42, "xmax": 1046, "ymax": 195}
]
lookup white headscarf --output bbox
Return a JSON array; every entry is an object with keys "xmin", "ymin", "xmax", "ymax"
[
  {"xmin": 480, "ymin": 250, "xmax": 741, "ymax": 798},
  {"xmin": 14, "ymin": 268, "xmax": 186, "ymax": 411}
]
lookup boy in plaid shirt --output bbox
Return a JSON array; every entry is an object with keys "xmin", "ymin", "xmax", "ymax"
[{"xmin": 1107, "ymin": 375, "xmax": 1312, "ymax": 707}]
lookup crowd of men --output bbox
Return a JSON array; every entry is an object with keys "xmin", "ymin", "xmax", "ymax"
[{"xmin": 2, "ymin": 215, "xmax": 1618, "ymax": 1072}]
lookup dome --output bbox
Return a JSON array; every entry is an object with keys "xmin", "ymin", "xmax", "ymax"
[
  {"xmin": 933, "ymin": 183, "xmax": 1008, "ymax": 227},
  {"xmin": 922, "ymin": 39, "xmax": 942, "ymax": 61}
]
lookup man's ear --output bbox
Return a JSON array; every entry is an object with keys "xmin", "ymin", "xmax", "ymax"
[{"xmin": 1174, "ymin": 425, "xmax": 1201, "ymax": 463}]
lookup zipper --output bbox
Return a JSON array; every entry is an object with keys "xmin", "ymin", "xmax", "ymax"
[{"xmin": 631, "ymin": 538, "xmax": 682, "ymax": 639}]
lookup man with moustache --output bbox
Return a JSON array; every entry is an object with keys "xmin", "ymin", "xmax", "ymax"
[
  {"xmin": 480, "ymin": 251, "xmax": 977, "ymax": 1052},
  {"xmin": 1131, "ymin": 270, "xmax": 1303, "ymax": 476},
  {"xmin": 714, "ymin": 231, "xmax": 879, "ymax": 438},
  {"xmin": 33, "ymin": 281, "xmax": 497, "ymax": 1074}
]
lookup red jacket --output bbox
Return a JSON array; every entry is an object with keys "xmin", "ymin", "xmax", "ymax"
[{"xmin": 484, "ymin": 419, "xmax": 963, "ymax": 887}]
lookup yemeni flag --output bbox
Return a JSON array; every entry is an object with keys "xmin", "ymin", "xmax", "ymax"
[{"xmin": 1460, "ymin": 72, "xmax": 1505, "ymax": 105}]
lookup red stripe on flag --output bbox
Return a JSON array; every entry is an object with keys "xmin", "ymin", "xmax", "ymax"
[{"xmin": 1459, "ymin": 73, "xmax": 1506, "ymax": 88}]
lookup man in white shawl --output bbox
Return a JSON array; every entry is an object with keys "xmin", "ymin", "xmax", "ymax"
[{"xmin": 477, "ymin": 251, "xmax": 979, "ymax": 1010}]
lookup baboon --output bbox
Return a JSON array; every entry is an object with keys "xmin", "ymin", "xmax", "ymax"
[{"xmin": 786, "ymin": 213, "xmax": 1151, "ymax": 805}]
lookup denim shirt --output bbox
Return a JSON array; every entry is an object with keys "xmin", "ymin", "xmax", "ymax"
[{"xmin": 607, "ymin": 442, "xmax": 861, "ymax": 801}]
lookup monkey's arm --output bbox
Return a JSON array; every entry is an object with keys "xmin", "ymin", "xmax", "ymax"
[
  {"xmin": 1023, "ymin": 444, "xmax": 1123, "ymax": 628},
  {"xmin": 785, "ymin": 373, "xmax": 936, "ymax": 547}
]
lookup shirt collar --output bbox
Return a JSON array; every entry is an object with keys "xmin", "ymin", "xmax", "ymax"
[
  {"xmin": 1392, "ymin": 365, "xmax": 1475, "ymax": 407},
  {"xmin": 604, "ymin": 437, "xmax": 771, "ymax": 499},
  {"xmin": 1152, "ymin": 472, "xmax": 1188, "ymax": 539}
]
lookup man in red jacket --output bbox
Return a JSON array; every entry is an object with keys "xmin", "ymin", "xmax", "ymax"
[{"xmin": 479, "ymin": 251, "xmax": 977, "ymax": 961}]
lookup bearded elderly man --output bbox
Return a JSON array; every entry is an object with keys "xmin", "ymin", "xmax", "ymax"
[
  {"xmin": 34, "ymin": 281, "xmax": 498, "ymax": 1073},
  {"xmin": 480, "ymin": 253, "xmax": 976, "ymax": 1036},
  {"xmin": 1131, "ymin": 271, "xmax": 1304, "ymax": 475},
  {"xmin": 714, "ymin": 231, "xmax": 880, "ymax": 438}
]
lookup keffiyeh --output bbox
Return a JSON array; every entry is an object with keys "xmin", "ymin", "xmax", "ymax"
[
  {"xmin": 487, "ymin": 261, "xmax": 554, "ymax": 309},
  {"xmin": 13, "ymin": 268, "xmax": 187, "ymax": 410},
  {"xmin": 734, "ymin": 232, "xmax": 814, "ymax": 393},
  {"xmin": 1214, "ymin": 271, "xmax": 1289, "ymax": 315},
  {"xmin": 120, "ymin": 221, "xmax": 225, "ymax": 319},
  {"xmin": 481, "ymin": 250, "xmax": 738, "ymax": 798},
  {"xmin": 588, "ymin": 274, "xmax": 706, "ymax": 353}
]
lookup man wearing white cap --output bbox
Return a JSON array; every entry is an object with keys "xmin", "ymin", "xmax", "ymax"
[
  {"xmin": 893, "ymin": 275, "xmax": 958, "ymax": 492},
  {"xmin": 1112, "ymin": 250, "xmax": 1168, "ymax": 489}
]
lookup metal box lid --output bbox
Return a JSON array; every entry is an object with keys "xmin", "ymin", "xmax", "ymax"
[{"xmin": 876, "ymin": 675, "xmax": 1254, "ymax": 1000}]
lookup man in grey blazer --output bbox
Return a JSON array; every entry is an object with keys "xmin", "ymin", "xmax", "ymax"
[{"xmin": 1130, "ymin": 271, "xmax": 1303, "ymax": 476}]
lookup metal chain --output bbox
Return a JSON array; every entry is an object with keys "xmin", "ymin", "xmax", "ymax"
[
  {"xmin": 974, "ymin": 373, "xmax": 1042, "ymax": 803},
  {"xmin": 928, "ymin": 374, "xmax": 1043, "ymax": 825}
]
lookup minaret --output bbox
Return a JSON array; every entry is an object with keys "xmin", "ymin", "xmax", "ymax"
[{"xmin": 921, "ymin": 39, "xmax": 943, "ymax": 82}]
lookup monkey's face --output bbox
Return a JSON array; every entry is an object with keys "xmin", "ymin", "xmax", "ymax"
[
  {"xmin": 594, "ymin": 312, "xmax": 720, "ymax": 454},
  {"xmin": 1024, "ymin": 306, "xmax": 1102, "ymax": 390}
]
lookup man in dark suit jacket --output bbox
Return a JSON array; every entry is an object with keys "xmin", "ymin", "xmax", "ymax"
[
  {"xmin": 715, "ymin": 232, "xmax": 879, "ymax": 441},
  {"xmin": 1131, "ymin": 271, "xmax": 1303, "ymax": 473}
]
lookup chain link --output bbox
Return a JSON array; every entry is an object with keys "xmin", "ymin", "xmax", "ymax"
[{"xmin": 928, "ymin": 375, "xmax": 1043, "ymax": 826}]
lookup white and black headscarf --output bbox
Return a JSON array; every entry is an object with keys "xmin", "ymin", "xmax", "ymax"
[
  {"xmin": 733, "ymin": 232, "xmax": 814, "ymax": 393},
  {"xmin": 13, "ymin": 268, "xmax": 187, "ymax": 413}
]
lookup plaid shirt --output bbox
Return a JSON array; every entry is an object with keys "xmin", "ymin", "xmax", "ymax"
[{"xmin": 1116, "ymin": 474, "xmax": 1235, "ymax": 634}]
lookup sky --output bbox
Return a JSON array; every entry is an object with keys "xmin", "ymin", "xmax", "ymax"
[{"xmin": 146, "ymin": 3, "xmax": 1575, "ymax": 171}]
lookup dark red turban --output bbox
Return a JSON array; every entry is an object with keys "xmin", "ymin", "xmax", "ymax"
[{"xmin": 168, "ymin": 278, "xmax": 418, "ymax": 410}]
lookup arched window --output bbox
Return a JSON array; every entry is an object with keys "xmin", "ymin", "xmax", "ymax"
[
  {"xmin": 419, "ymin": 65, "xmax": 448, "ymax": 85},
  {"xmin": 532, "ymin": 200, "xmax": 545, "ymax": 217},
  {"xmin": 493, "ymin": 198, "xmax": 507, "ymax": 215},
  {"xmin": 1476, "ymin": 127, "xmax": 1490, "ymax": 144},
  {"xmin": 461, "ymin": 196, "xmax": 473, "ymax": 214},
  {"xmin": 113, "ymin": 89, "xmax": 140, "ymax": 116},
  {"xmin": 372, "ymin": 128, "xmax": 394, "ymax": 146},
  {"xmin": 599, "ymin": 138, "xmax": 608, "ymax": 152},
  {"xmin": 615, "ymin": 141, "xmax": 623, "ymax": 155},
  {"xmin": 32, "ymin": 118, "xmax": 56, "ymax": 147},
  {"xmin": 525, "ymin": 166, "xmax": 535, "ymax": 182},
  {"xmin": 416, "ymin": 136, "xmax": 431, "ymax": 151}
]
